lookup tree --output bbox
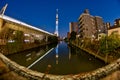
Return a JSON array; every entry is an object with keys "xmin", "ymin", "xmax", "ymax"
[
  {"xmin": 48, "ymin": 36, "xmax": 58, "ymax": 43},
  {"xmin": 100, "ymin": 34, "xmax": 120, "ymax": 54},
  {"xmin": 69, "ymin": 31, "xmax": 77, "ymax": 41}
]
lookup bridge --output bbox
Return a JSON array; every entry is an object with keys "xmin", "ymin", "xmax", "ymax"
[
  {"xmin": 0, "ymin": 4, "xmax": 56, "ymax": 46},
  {"xmin": 0, "ymin": 14, "xmax": 54, "ymax": 45}
]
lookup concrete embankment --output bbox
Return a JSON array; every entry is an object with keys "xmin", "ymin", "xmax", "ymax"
[
  {"xmin": 0, "ymin": 42, "xmax": 53, "ymax": 55},
  {"xmin": 70, "ymin": 43, "xmax": 114, "ymax": 63},
  {"xmin": 1, "ymin": 51, "xmax": 120, "ymax": 80},
  {"xmin": 0, "ymin": 58, "xmax": 27, "ymax": 80}
]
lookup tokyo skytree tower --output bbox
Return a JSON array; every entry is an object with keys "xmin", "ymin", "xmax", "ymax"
[{"xmin": 54, "ymin": 9, "xmax": 59, "ymax": 36}]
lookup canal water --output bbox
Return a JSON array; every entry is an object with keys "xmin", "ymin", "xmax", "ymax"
[{"xmin": 7, "ymin": 41, "xmax": 106, "ymax": 75}]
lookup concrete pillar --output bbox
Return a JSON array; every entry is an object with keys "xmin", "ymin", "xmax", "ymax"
[{"xmin": 0, "ymin": 18, "xmax": 4, "ymax": 32}]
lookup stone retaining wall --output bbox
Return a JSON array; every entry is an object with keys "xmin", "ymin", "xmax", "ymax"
[{"xmin": 0, "ymin": 53, "xmax": 120, "ymax": 80}]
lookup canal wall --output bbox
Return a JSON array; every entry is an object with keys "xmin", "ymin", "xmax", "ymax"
[
  {"xmin": 0, "ymin": 52, "xmax": 120, "ymax": 80},
  {"xmin": 0, "ymin": 42, "xmax": 53, "ymax": 55},
  {"xmin": 70, "ymin": 42, "xmax": 114, "ymax": 63}
]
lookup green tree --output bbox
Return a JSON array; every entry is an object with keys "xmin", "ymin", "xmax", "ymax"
[
  {"xmin": 48, "ymin": 36, "xmax": 58, "ymax": 43},
  {"xmin": 100, "ymin": 34, "xmax": 120, "ymax": 54},
  {"xmin": 64, "ymin": 37, "xmax": 69, "ymax": 42},
  {"xmin": 70, "ymin": 31, "xmax": 77, "ymax": 41}
]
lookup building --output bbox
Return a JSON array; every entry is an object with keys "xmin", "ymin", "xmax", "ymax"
[
  {"xmin": 67, "ymin": 32, "xmax": 70, "ymax": 39},
  {"xmin": 69, "ymin": 22, "xmax": 79, "ymax": 33},
  {"xmin": 108, "ymin": 18, "xmax": 120, "ymax": 36},
  {"xmin": 105, "ymin": 22, "xmax": 111, "ymax": 30},
  {"xmin": 95, "ymin": 16, "xmax": 105, "ymax": 33},
  {"xmin": 94, "ymin": 16, "xmax": 106, "ymax": 38},
  {"xmin": 114, "ymin": 18, "xmax": 120, "ymax": 26},
  {"xmin": 78, "ymin": 9, "xmax": 96, "ymax": 39},
  {"xmin": 108, "ymin": 27, "xmax": 120, "ymax": 36},
  {"xmin": 78, "ymin": 9, "xmax": 106, "ymax": 40}
]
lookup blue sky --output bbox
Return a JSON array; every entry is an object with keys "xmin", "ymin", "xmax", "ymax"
[{"xmin": 0, "ymin": 0, "xmax": 120, "ymax": 37}]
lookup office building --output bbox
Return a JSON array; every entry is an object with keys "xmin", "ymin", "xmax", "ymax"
[
  {"xmin": 78, "ymin": 9, "xmax": 106, "ymax": 39},
  {"xmin": 69, "ymin": 22, "xmax": 79, "ymax": 33},
  {"xmin": 78, "ymin": 9, "xmax": 96, "ymax": 39}
]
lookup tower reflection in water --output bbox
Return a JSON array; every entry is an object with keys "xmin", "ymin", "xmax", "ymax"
[
  {"xmin": 68, "ymin": 46, "xmax": 71, "ymax": 60},
  {"xmin": 55, "ymin": 45, "xmax": 59, "ymax": 64}
]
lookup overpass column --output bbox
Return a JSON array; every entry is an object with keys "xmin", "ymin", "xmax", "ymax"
[{"xmin": 0, "ymin": 18, "xmax": 4, "ymax": 32}]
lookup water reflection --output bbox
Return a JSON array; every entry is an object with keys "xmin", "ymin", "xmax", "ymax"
[
  {"xmin": 7, "ymin": 42, "xmax": 106, "ymax": 75},
  {"xmin": 7, "ymin": 44, "xmax": 56, "ymax": 67},
  {"xmin": 55, "ymin": 45, "xmax": 59, "ymax": 64}
]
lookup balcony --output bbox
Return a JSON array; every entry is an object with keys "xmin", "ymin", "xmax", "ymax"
[
  {"xmin": 79, "ymin": 24, "xmax": 84, "ymax": 29},
  {"xmin": 78, "ymin": 19, "xmax": 84, "ymax": 24}
]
